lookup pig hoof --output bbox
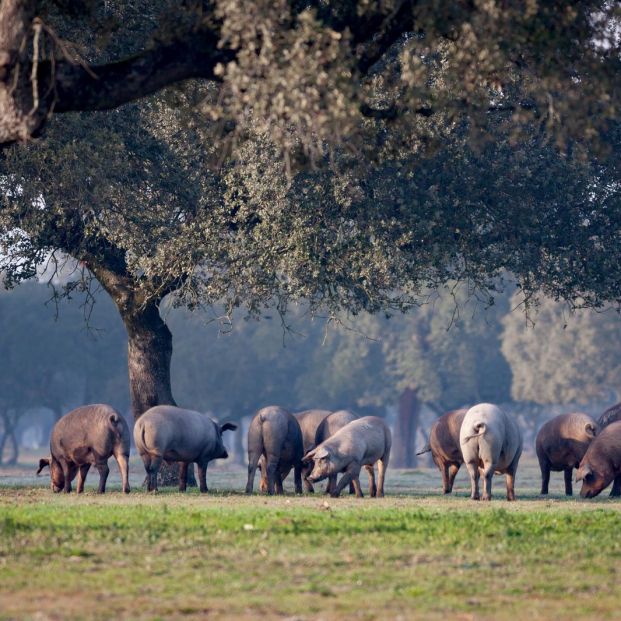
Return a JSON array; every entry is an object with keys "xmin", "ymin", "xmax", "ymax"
[
  {"xmin": 471, "ymin": 495, "xmax": 480, "ymax": 501},
  {"xmin": 482, "ymin": 495, "xmax": 491, "ymax": 501},
  {"xmin": 123, "ymin": 487, "xmax": 130, "ymax": 494}
]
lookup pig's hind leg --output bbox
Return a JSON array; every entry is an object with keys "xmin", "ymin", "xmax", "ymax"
[
  {"xmin": 465, "ymin": 461, "xmax": 480, "ymax": 500},
  {"xmin": 178, "ymin": 462, "xmax": 189, "ymax": 492},
  {"xmin": 95, "ymin": 461, "xmax": 110, "ymax": 494},
  {"xmin": 365, "ymin": 465, "xmax": 377, "ymax": 497},
  {"xmin": 293, "ymin": 463, "xmax": 303, "ymax": 494},
  {"xmin": 447, "ymin": 463, "xmax": 460, "ymax": 493},
  {"xmin": 197, "ymin": 461, "xmax": 209, "ymax": 493},
  {"xmin": 76, "ymin": 464, "xmax": 91, "ymax": 493},
  {"xmin": 564, "ymin": 467, "xmax": 573, "ymax": 496}
]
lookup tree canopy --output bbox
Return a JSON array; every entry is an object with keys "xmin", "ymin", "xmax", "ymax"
[{"xmin": 0, "ymin": 0, "xmax": 620, "ymax": 157}]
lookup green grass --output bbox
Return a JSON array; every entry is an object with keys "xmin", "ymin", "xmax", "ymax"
[{"xmin": 1, "ymin": 456, "xmax": 621, "ymax": 620}]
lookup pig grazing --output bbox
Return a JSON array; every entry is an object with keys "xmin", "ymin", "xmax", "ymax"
[
  {"xmin": 576, "ymin": 421, "xmax": 621, "ymax": 498},
  {"xmin": 313, "ymin": 409, "xmax": 375, "ymax": 495},
  {"xmin": 134, "ymin": 405, "xmax": 237, "ymax": 493},
  {"xmin": 246, "ymin": 406, "xmax": 304, "ymax": 495},
  {"xmin": 303, "ymin": 416, "xmax": 391, "ymax": 498},
  {"xmin": 259, "ymin": 408, "xmax": 331, "ymax": 493},
  {"xmin": 459, "ymin": 403, "xmax": 522, "ymax": 501},
  {"xmin": 597, "ymin": 401, "xmax": 621, "ymax": 430},
  {"xmin": 417, "ymin": 408, "xmax": 468, "ymax": 494},
  {"xmin": 37, "ymin": 404, "xmax": 130, "ymax": 494},
  {"xmin": 536, "ymin": 412, "xmax": 597, "ymax": 495}
]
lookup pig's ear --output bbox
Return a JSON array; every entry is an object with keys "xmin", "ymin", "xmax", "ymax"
[
  {"xmin": 314, "ymin": 447, "xmax": 329, "ymax": 460},
  {"xmin": 585, "ymin": 423, "xmax": 597, "ymax": 438},
  {"xmin": 37, "ymin": 458, "xmax": 50, "ymax": 475},
  {"xmin": 576, "ymin": 463, "xmax": 591, "ymax": 482},
  {"xmin": 220, "ymin": 422, "xmax": 238, "ymax": 433},
  {"xmin": 302, "ymin": 449, "xmax": 317, "ymax": 464}
]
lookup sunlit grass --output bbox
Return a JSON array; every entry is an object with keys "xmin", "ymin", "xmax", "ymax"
[{"xmin": 1, "ymin": 456, "xmax": 621, "ymax": 620}]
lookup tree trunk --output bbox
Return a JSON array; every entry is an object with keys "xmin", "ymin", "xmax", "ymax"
[
  {"xmin": 392, "ymin": 387, "xmax": 421, "ymax": 468},
  {"xmin": 7, "ymin": 427, "xmax": 18, "ymax": 465},
  {"xmin": 123, "ymin": 300, "xmax": 176, "ymax": 421},
  {"xmin": 122, "ymin": 300, "xmax": 194, "ymax": 487}
]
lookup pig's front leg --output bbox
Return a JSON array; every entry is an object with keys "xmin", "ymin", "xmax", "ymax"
[{"xmin": 331, "ymin": 462, "xmax": 362, "ymax": 498}]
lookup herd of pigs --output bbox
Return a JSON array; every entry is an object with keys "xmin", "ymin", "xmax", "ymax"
[{"xmin": 34, "ymin": 400, "xmax": 621, "ymax": 500}]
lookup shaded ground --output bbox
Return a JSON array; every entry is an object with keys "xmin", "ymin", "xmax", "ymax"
[{"xmin": 1, "ymin": 452, "xmax": 620, "ymax": 620}]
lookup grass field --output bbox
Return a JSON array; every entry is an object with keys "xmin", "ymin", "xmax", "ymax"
[{"xmin": 1, "ymin": 453, "xmax": 621, "ymax": 620}]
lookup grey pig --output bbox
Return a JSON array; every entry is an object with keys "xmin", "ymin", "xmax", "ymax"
[
  {"xmin": 37, "ymin": 404, "xmax": 130, "ymax": 494},
  {"xmin": 576, "ymin": 421, "xmax": 621, "ymax": 498},
  {"xmin": 303, "ymin": 416, "xmax": 391, "ymax": 498},
  {"xmin": 134, "ymin": 405, "xmax": 237, "ymax": 492},
  {"xmin": 459, "ymin": 403, "xmax": 522, "ymax": 501},
  {"xmin": 259, "ymin": 408, "xmax": 331, "ymax": 493},
  {"xmin": 313, "ymin": 409, "xmax": 376, "ymax": 495},
  {"xmin": 536, "ymin": 412, "xmax": 597, "ymax": 495},
  {"xmin": 417, "ymin": 408, "xmax": 468, "ymax": 494},
  {"xmin": 246, "ymin": 405, "xmax": 304, "ymax": 495}
]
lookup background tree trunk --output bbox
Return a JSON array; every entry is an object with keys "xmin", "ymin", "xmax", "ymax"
[{"xmin": 392, "ymin": 387, "xmax": 421, "ymax": 468}]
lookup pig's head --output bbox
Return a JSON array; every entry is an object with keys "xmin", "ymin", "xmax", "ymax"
[
  {"xmin": 576, "ymin": 460, "xmax": 612, "ymax": 498},
  {"xmin": 214, "ymin": 421, "xmax": 238, "ymax": 459},
  {"xmin": 303, "ymin": 446, "xmax": 333, "ymax": 483},
  {"xmin": 37, "ymin": 457, "xmax": 64, "ymax": 492}
]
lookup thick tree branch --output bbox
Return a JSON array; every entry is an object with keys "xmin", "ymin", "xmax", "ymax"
[{"xmin": 48, "ymin": 28, "xmax": 235, "ymax": 113}]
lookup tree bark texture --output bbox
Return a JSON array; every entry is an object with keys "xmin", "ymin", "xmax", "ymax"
[
  {"xmin": 392, "ymin": 387, "xmax": 420, "ymax": 468},
  {"xmin": 123, "ymin": 301, "xmax": 176, "ymax": 421}
]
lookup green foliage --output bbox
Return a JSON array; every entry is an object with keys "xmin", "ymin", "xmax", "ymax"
[{"xmin": 502, "ymin": 293, "xmax": 621, "ymax": 405}]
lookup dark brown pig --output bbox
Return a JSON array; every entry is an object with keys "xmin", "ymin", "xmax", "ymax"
[
  {"xmin": 536, "ymin": 412, "xmax": 597, "ymax": 495},
  {"xmin": 576, "ymin": 421, "xmax": 621, "ymax": 498},
  {"xmin": 597, "ymin": 401, "xmax": 621, "ymax": 429},
  {"xmin": 303, "ymin": 416, "xmax": 391, "ymax": 498},
  {"xmin": 417, "ymin": 408, "xmax": 467, "ymax": 494},
  {"xmin": 134, "ymin": 405, "xmax": 237, "ymax": 493},
  {"xmin": 246, "ymin": 406, "xmax": 304, "ymax": 495},
  {"xmin": 37, "ymin": 404, "xmax": 130, "ymax": 494},
  {"xmin": 314, "ymin": 409, "xmax": 376, "ymax": 495},
  {"xmin": 259, "ymin": 408, "xmax": 330, "ymax": 493}
]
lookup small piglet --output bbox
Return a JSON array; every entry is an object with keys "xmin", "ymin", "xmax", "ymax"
[
  {"xmin": 536, "ymin": 412, "xmax": 597, "ymax": 495},
  {"xmin": 37, "ymin": 404, "xmax": 130, "ymax": 494},
  {"xmin": 246, "ymin": 406, "xmax": 304, "ymax": 495},
  {"xmin": 417, "ymin": 408, "xmax": 468, "ymax": 494},
  {"xmin": 576, "ymin": 421, "xmax": 621, "ymax": 498},
  {"xmin": 304, "ymin": 416, "xmax": 391, "ymax": 498},
  {"xmin": 134, "ymin": 405, "xmax": 237, "ymax": 493}
]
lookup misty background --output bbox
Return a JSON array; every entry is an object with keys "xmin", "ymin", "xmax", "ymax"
[{"xmin": 2, "ymin": 276, "xmax": 620, "ymax": 467}]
